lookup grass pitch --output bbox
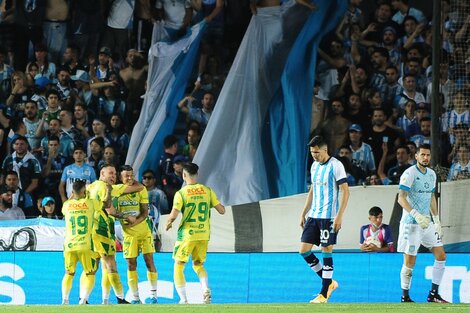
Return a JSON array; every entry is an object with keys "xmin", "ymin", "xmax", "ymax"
[{"xmin": 5, "ymin": 303, "xmax": 470, "ymax": 313}]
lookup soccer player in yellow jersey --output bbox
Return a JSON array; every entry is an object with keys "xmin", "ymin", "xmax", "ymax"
[
  {"xmin": 86, "ymin": 164, "xmax": 144, "ymax": 304},
  {"xmin": 61, "ymin": 180, "xmax": 98, "ymax": 305},
  {"xmin": 118, "ymin": 165, "xmax": 158, "ymax": 304},
  {"xmin": 165, "ymin": 163, "xmax": 225, "ymax": 304}
]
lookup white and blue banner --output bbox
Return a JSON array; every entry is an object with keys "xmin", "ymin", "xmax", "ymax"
[
  {"xmin": 1, "ymin": 252, "xmax": 470, "ymax": 304},
  {"xmin": 126, "ymin": 21, "xmax": 206, "ymax": 176},
  {"xmin": 193, "ymin": 0, "xmax": 348, "ymax": 206}
]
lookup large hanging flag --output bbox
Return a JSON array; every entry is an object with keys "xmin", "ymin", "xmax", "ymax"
[
  {"xmin": 126, "ymin": 22, "xmax": 206, "ymax": 175},
  {"xmin": 193, "ymin": 0, "xmax": 347, "ymax": 206}
]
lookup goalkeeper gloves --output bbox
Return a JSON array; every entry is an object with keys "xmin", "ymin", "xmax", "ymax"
[
  {"xmin": 410, "ymin": 209, "xmax": 430, "ymax": 229},
  {"xmin": 433, "ymin": 215, "xmax": 442, "ymax": 237}
]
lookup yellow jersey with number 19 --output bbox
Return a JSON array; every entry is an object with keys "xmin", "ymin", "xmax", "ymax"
[
  {"xmin": 173, "ymin": 183, "xmax": 220, "ymax": 242},
  {"xmin": 62, "ymin": 198, "xmax": 98, "ymax": 251}
]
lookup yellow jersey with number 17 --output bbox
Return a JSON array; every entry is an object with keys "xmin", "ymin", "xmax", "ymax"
[
  {"xmin": 62, "ymin": 198, "xmax": 98, "ymax": 251},
  {"xmin": 173, "ymin": 183, "xmax": 220, "ymax": 242}
]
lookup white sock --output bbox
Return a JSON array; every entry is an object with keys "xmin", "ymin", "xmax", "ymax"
[
  {"xmin": 400, "ymin": 265, "xmax": 413, "ymax": 290},
  {"xmin": 176, "ymin": 286, "xmax": 187, "ymax": 302},
  {"xmin": 432, "ymin": 260, "xmax": 446, "ymax": 286}
]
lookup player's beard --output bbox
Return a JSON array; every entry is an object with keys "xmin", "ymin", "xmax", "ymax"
[{"xmin": 417, "ymin": 160, "xmax": 429, "ymax": 168}]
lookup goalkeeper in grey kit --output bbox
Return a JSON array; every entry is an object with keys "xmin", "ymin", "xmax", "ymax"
[{"xmin": 397, "ymin": 144, "xmax": 448, "ymax": 303}]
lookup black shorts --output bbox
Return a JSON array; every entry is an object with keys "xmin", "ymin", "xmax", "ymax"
[{"xmin": 301, "ymin": 217, "xmax": 337, "ymax": 247}]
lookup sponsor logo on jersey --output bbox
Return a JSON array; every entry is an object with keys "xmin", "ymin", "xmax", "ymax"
[{"xmin": 187, "ymin": 187, "xmax": 206, "ymax": 195}]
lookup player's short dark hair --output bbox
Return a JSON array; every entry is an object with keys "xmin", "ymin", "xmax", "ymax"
[
  {"xmin": 163, "ymin": 134, "xmax": 178, "ymax": 149},
  {"xmin": 417, "ymin": 143, "xmax": 431, "ymax": 152},
  {"xmin": 120, "ymin": 165, "xmax": 133, "ymax": 172},
  {"xmin": 10, "ymin": 119, "xmax": 25, "ymax": 132},
  {"xmin": 183, "ymin": 162, "xmax": 199, "ymax": 176},
  {"xmin": 72, "ymin": 180, "xmax": 86, "ymax": 193},
  {"xmin": 46, "ymin": 89, "xmax": 60, "ymax": 98},
  {"xmin": 396, "ymin": 145, "xmax": 411, "ymax": 154},
  {"xmin": 48, "ymin": 135, "xmax": 60, "ymax": 143},
  {"xmin": 73, "ymin": 144, "xmax": 86, "ymax": 153},
  {"xmin": 369, "ymin": 206, "xmax": 383, "ymax": 217},
  {"xmin": 5, "ymin": 170, "xmax": 18, "ymax": 177},
  {"xmin": 91, "ymin": 137, "xmax": 105, "ymax": 149},
  {"xmin": 308, "ymin": 135, "xmax": 328, "ymax": 149},
  {"xmin": 403, "ymin": 15, "xmax": 418, "ymax": 25}
]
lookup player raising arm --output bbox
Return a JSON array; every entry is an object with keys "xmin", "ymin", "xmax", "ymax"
[
  {"xmin": 166, "ymin": 162, "xmax": 225, "ymax": 304},
  {"xmin": 397, "ymin": 144, "xmax": 448, "ymax": 303}
]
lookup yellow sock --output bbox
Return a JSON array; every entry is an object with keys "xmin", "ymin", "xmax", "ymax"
[
  {"xmin": 147, "ymin": 271, "xmax": 158, "ymax": 297},
  {"xmin": 101, "ymin": 267, "xmax": 111, "ymax": 301},
  {"xmin": 128, "ymin": 270, "xmax": 139, "ymax": 298},
  {"xmin": 192, "ymin": 264, "xmax": 209, "ymax": 291},
  {"xmin": 61, "ymin": 274, "xmax": 74, "ymax": 301},
  {"xmin": 79, "ymin": 271, "xmax": 87, "ymax": 299},
  {"xmin": 108, "ymin": 272, "xmax": 124, "ymax": 299},
  {"xmin": 174, "ymin": 263, "xmax": 186, "ymax": 288},
  {"xmin": 83, "ymin": 274, "xmax": 95, "ymax": 301}
]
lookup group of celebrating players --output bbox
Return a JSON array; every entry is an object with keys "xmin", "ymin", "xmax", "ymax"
[{"xmin": 61, "ymin": 162, "xmax": 224, "ymax": 305}]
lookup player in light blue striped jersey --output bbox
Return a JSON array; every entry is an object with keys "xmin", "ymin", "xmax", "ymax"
[
  {"xmin": 397, "ymin": 143, "xmax": 448, "ymax": 303},
  {"xmin": 299, "ymin": 136, "xmax": 349, "ymax": 304}
]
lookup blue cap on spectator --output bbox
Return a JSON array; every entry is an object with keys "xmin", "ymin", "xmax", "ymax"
[
  {"xmin": 349, "ymin": 124, "xmax": 362, "ymax": 132},
  {"xmin": 173, "ymin": 155, "xmax": 188, "ymax": 163},
  {"xmin": 35, "ymin": 76, "xmax": 51, "ymax": 88},
  {"xmin": 71, "ymin": 69, "xmax": 90, "ymax": 83},
  {"xmin": 41, "ymin": 196, "xmax": 55, "ymax": 207}
]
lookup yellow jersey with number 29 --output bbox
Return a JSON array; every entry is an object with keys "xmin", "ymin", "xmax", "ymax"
[{"xmin": 173, "ymin": 183, "xmax": 220, "ymax": 242}]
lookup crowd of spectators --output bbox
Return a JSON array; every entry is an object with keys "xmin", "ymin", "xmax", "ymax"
[
  {"xmin": 0, "ymin": 0, "xmax": 469, "ymax": 221},
  {"xmin": 312, "ymin": 0, "xmax": 470, "ymax": 186},
  {"xmin": 0, "ymin": 0, "xmax": 250, "ymax": 220}
]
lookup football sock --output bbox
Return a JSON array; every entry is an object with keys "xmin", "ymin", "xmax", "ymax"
[
  {"xmin": 193, "ymin": 264, "xmax": 209, "ymax": 291},
  {"xmin": 108, "ymin": 272, "xmax": 124, "ymax": 299},
  {"xmin": 79, "ymin": 271, "xmax": 87, "ymax": 300},
  {"xmin": 101, "ymin": 267, "xmax": 111, "ymax": 301},
  {"xmin": 61, "ymin": 273, "xmax": 74, "ymax": 301},
  {"xmin": 83, "ymin": 274, "xmax": 96, "ymax": 301},
  {"xmin": 147, "ymin": 271, "xmax": 158, "ymax": 297},
  {"xmin": 300, "ymin": 251, "xmax": 323, "ymax": 278},
  {"xmin": 432, "ymin": 260, "xmax": 445, "ymax": 291},
  {"xmin": 320, "ymin": 252, "xmax": 333, "ymax": 297},
  {"xmin": 401, "ymin": 265, "xmax": 413, "ymax": 293},
  {"xmin": 174, "ymin": 263, "xmax": 187, "ymax": 302},
  {"xmin": 127, "ymin": 270, "xmax": 139, "ymax": 299}
]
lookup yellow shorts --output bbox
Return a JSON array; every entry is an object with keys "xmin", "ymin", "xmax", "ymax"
[
  {"xmin": 64, "ymin": 250, "xmax": 98, "ymax": 274},
  {"xmin": 173, "ymin": 240, "xmax": 208, "ymax": 263},
  {"xmin": 92, "ymin": 234, "xmax": 116, "ymax": 257},
  {"xmin": 122, "ymin": 232, "xmax": 155, "ymax": 259}
]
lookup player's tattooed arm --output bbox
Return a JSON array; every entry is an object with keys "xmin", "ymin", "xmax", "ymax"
[{"xmin": 397, "ymin": 189, "xmax": 412, "ymax": 213}]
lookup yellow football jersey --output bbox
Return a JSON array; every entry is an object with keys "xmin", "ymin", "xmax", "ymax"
[
  {"xmin": 173, "ymin": 183, "xmax": 220, "ymax": 241},
  {"xmin": 118, "ymin": 188, "xmax": 151, "ymax": 237},
  {"xmin": 62, "ymin": 198, "xmax": 97, "ymax": 251},
  {"xmin": 86, "ymin": 180, "xmax": 127, "ymax": 240}
]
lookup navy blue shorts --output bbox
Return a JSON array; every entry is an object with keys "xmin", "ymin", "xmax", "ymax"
[{"xmin": 300, "ymin": 217, "xmax": 337, "ymax": 247}]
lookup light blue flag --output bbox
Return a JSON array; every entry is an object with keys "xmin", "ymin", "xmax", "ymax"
[
  {"xmin": 193, "ymin": 0, "xmax": 347, "ymax": 206},
  {"xmin": 126, "ymin": 22, "xmax": 206, "ymax": 175},
  {"xmin": 264, "ymin": 0, "xmax": 348, "ymax": 198}
]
